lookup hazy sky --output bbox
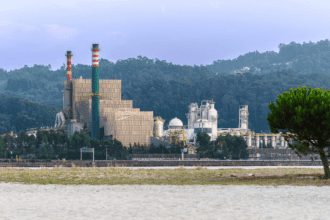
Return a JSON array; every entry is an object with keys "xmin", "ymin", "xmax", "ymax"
[{"xmin": 1, "ymin": 0, "xmax": 330, "ymax": 71}]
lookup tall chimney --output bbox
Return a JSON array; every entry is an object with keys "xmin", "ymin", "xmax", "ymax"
[
  {"xmin": 65, "ymin": 51, "xmax": 73, "ymax": 81},
  {"xmin": 65, "ymin": 51, "xmax": 73, "ymax": 119},
  {"xmin": 90, "ymin": 44, "xmax": 101, "ymax": 139}
]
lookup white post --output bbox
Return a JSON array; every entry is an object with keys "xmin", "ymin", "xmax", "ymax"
[
  {"xmin": 93, "ymin": 148, "xmax": 94, "ymax": 163},
  {"xmin": 106, "ymin": 148, "xmax": 107, "ymax": 161},
  {"xmin": 80, "ymin": 148, "xmax": 82, "ymax": 160},
  {"xmin": 256, "ymin": 136, "xmax": 260, "ymax": 148},
  {"xmin": 272, "ymin": 136, "xmax": 276, "ymax": 148}
]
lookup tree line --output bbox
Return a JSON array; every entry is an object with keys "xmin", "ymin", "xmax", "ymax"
[
  {"xmin": 196, "ymin": 132, "xmax": 249, "ymax": 160},
  {"xmin": 0, "ymin": 130, "xmax": 195, "ymax": 161},
  {"xmin": 0, "ymin": 129, "xmax": 250, "ymax": 161},
  {"xmin": 0, "ymin": 130, "xmax": 127, "ymax": 161}
]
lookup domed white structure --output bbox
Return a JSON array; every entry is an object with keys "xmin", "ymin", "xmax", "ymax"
[{"xmin": 168, "ymin": 117, "xmax": 183, "ymax": 129}]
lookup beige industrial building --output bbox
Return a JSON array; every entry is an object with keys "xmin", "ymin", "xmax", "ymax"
[{"xmin": 61, "ymin": 77, "xmax": 153, "ymax": 147}]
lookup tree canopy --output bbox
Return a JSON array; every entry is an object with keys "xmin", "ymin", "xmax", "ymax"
[
  {"xmin": 267, "ymin": 86, "xmax": 330, "ymax": 178},
  {"xmin": 196, "ymin": 132, "xmax": 248, "ymax": 160}
]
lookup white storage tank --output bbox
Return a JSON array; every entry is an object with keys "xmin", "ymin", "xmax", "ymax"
[
  {"xmin": 154, "ymin": 117, "xmax": 165, "ymax": 137},
  {"xmin": 207, "ymin": 102, "xmax": 218, "ymax": 141},
  {"xmin": 201, "ymin": 103, "xmax": 209, "ymax": 119},
  {"xmin": 188, "ymin": 103, "xmax": 198, "ymax": 129},
  {"xmin": 168, "ymin": 117, "xmax": 183, "ymax": 130},
  {"xmin": 207, "ymin": 103, "xmax": 217, "ymax": 122},
  {"xmin": 194, "ymin": 119, "xmax": 213, "ymax": 140},
  {"xmin": 239, "ymin": 105, "xmax": 249, "ymax": 129}
]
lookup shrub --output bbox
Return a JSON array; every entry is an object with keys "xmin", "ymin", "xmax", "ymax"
[{"xmin": 46, "ymin": 159, "xmax": 51, "ymax": 162}]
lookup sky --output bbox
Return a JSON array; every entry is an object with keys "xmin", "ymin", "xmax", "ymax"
[{"xmin": 1, "ymin": 0, "xmax": 330, "ymax": 71}]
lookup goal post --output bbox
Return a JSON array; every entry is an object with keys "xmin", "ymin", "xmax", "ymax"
[{"xmin": 80, "ymin": 147, "xmax": 95, "ymax": 163}]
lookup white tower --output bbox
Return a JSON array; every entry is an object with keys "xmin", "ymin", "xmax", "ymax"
[
  {"xmin": 187, "ymin": 103, "xmax": 198, "ymax": 129},
  {"xmin": 239, "ymin": 105, "xmax": 249, "ymax": 129},
  {"xmin": 154, "ymin": 117, "xmax": 165, "ymax": 137},
  {"xmin": 207, "ymin": 100, "xmax": 218, "ymax": 141}
]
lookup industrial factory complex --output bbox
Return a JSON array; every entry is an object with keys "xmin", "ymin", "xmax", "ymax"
[
  {"xmin": 54, "ymin": 44, "xmax": 153, "ymax": 147},
  {"xmin": 52, "ymin": 44, "xmax": 293, "ymax": 152}
]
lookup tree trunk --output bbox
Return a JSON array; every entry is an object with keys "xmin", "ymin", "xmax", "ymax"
[{"xmin": 319, "ymin": 147, "xmax": 330, "ymax": 179}]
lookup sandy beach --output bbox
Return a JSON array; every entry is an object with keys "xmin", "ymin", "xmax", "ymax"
[{"xmin": 0, "ymin": 183, "xmax": 329, "ymax": 220}]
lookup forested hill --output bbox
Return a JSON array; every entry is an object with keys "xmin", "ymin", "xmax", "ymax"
[
  {"xmin": 2, "ymin": 40, "xmax": 330, "ymax": 135},
  {"xmin": 0, "ymin": 95, "xmax": 58, "ymax": 134},
  {"xmin": 206, "ymin": 39, "xmax": 330, "ymax": 75},
  {"xmin": 0, "ymin": 56, "xmax": 214, "ymax": 110}
]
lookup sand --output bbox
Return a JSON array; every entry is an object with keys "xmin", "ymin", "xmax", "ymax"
[{"xmin": 0, "ymin": 183, "xmax": 329, "ymax": 220}]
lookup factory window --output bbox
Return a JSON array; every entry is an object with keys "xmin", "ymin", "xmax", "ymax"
[{"xmin": 194, "ymin": 128, "xmax": 212, "ymax": 134}]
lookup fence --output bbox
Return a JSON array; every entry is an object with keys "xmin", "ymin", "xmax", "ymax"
[
  {"xmin": 248, "ymin": 148, "xmax": 325, "ymax": 160},
  {"xmin": 132, "ymin": 154, "xmax": 199, "ymax": 160}
]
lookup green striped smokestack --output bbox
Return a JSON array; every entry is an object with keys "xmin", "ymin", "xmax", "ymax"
[{"xmin": 90, "ymin": 44, "xmax": 101, "ymax": 139}]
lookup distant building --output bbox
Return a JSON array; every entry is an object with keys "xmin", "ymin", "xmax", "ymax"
[{"xmin": 55, "ymin": 77, "xmax": 154, "ymax": 147}]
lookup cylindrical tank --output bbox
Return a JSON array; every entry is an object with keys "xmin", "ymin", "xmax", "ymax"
[
  {"xmin": 208, "ymin": 103, "xmax": 218, "ymax": 140},
  {"xmin": 154, "ymin": 117, "xmax": 164, "ymax": 137},
  {"xmin": 202, "ymin": 107, "xmax": 207, "ymax": 120},
  {"xmin": 194, "ymin": 119, "xmax": 212, "ymax": 136},
  {"xmin": 281, "ymin": 136, "xmax": 285, "ymax": 147},
  {"xmin": 271, "ymin": 136, "xmax": 276, "ymax": 148},
  {"xmin": 208, "ymin": 104, "xmax": 218, "ymax": 122},
  {"xmin": 256, "ymin": 135, "xmax": 260, "ymax": 148},
  {"xmin": 247, "ymin": 135, "xmax": 252, "ymax": 148},
  {"xmin": 239, "ymin": 105, "xmax": 249, "ymax": 129},
  {"xmin": 189, "ymin": 104, "xmax": 197, "ymax": 129},
  {"xmin": 263, "ymin": 136, "xmax": 268, "ymax": 148}
]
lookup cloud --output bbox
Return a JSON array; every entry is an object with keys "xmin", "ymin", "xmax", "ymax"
[
  {"xmin": 0, "ymin": 21, "xmax": 36, "ymax": 38},
  {"xmin": 44, "ymin": 24, "xmax": 79, "ymax": 40}
]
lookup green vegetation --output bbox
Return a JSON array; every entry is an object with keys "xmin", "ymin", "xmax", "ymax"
[
  {"xmin": 0, "ymin": 167, "xmax": 329, "ymax": 186},
  {"xmin": 267, "ymin": 86, "xmax": 330, "ymax": 178},
  {"xmin": 196, "ymin": 132, "xmax": 249, "ymax": 160},
  {"xmin": 0, "ymin": 94, "xmax": 58, "ymax": 135},
  {"xmin": 0, "ymin": 130, "xmax": 188, "ymax": 160},
  {"xmin": 206, "ymin": 39, "xmax": 330, "ymax": 75},
  {"xmin": 3, "ymin": 40, "xmax": 330, "ymax": 136}
]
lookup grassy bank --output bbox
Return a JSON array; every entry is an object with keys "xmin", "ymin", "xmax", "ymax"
[{"xmin": 0, "ymin": 165, "xmax": 330, "ymax": 186}]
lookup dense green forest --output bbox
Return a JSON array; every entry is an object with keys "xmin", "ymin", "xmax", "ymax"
[
  {"xmin": 0, "ymin": 95, "xmax": 58, "ymax": 135},
  {"xmin": 1, "ymin": 40, "xmax": 330, "ymax": 135},
  {"xmin": 206, "ymin": 39, "xmax": 330, "ymax": 75}
]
